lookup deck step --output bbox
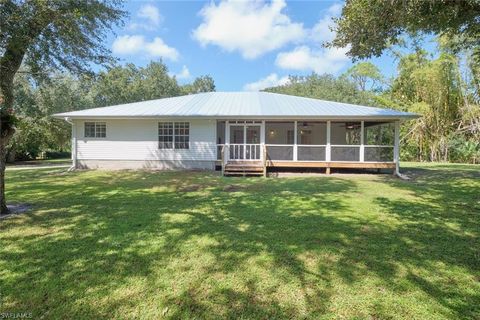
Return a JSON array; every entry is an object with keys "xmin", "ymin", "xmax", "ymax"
[{"xmin": 223, "ymin": 161, "xmax": 265, "ymax": 176}]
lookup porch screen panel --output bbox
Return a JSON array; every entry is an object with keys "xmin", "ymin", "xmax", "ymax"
[
  {"xmin": 331, "ymin": 122, "xmax": 361, "ymax": 161},
  {"xmin": 331, "ymin": 146, "xmax": 360, "ymax": 161},
  {"xmin": 331, "ymin": 122, "xmax": 361, "ymax": 145},
  {"xmin": 266, "ymin": 146, "xmax": 293, "ymax": 161},
  {"xmin": 364, "ymin": 122, "xmax": 394, "ymax": 145},
  {"xmin": 364, "ymin": 147, "xmax": 394, "ymax": 162},
  {"xmin": 266, "ymin": 122, "xmax": 294, "ymax": 144},
  {"xmin": 363, "ymin": 122, "xmax": 394, "ymax": 161},
  {"xmin": 297, "ymin": 122, "xmax": 326, "ymax": 145},
  {"xmin": 297, "ymin": 147, "xmax": 326, "ymax": 161}
]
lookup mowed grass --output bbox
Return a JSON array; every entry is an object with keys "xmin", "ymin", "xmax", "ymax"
[{"xmin": 1, "ymin": 163, "xmax": 479, "ymax": 319}]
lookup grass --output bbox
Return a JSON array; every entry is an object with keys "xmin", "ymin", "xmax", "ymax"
[
  {"xmin": 6, "ymin": 158, "xmax": 71, "ymax": 167},
  {"xmin": 1, "ymin": 163, "xmax": 479, "ymax": 319}
]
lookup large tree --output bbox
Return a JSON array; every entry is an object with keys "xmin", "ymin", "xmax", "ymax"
[
  {"xmin": 330, "ymin": 0, "xmax": 480, "ymax": 59},
  {"xmin": 0, "ymin": 0, "xmax": 126, "ymax": 215}
]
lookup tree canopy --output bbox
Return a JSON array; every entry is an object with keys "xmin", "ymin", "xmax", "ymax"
[{"xmin": 330, "ymin": 0, "xmax": 480, "ymax": 60}]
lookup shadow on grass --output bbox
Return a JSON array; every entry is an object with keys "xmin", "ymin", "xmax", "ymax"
[{"xmin": 1, "ymin": 166, "xmax": 479, "ymax": 319}]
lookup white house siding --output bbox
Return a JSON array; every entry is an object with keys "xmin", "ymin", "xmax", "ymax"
[{"xmin": 75, "ymin": 119, "xmax": 217, "ymax": 170}]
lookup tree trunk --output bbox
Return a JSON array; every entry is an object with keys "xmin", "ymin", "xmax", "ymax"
[
  {"xmin": 0, "ymin": 139, "xmax": 8, "ymax": 215},
  {"xmin": 0, "ymin": 48, "xmax": 24, "ymax": 216}
]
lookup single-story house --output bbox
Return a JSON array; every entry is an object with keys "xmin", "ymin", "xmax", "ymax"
[{"xmin": 54, "ymin": 92, "xmax": 418, "ymax": 176}]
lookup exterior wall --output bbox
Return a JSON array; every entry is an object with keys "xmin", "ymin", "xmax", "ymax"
[
  {"xmin": 74, "ymin": 118, "xmax": 216, "ymax": 169},
  {"xmin": 77, "ymin": 160, "xmax": 215, "ymax": 170}
]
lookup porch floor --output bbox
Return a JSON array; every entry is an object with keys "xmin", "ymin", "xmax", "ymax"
[{"xmin": 219, "ymin": 160, "xmax": 396, "ymax": 176}]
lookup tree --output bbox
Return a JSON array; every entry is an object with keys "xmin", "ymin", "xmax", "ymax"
[
  {"xmin": 0, "ymin": 0, "xmax": 126, "ymax": 215},
  {"xmin": 330, "ymin": 1, "xmax": 480, "ymax": 59},
  {"xmin": 182, "ymin": 75, "xmax": 216, "ymax": 94},
  {"xmin": 263, "ymin": 73, "xmax": 375, "ymax": 106},
  {"xmin": 92, "ymin": 61, "xmax": 182, "ymax": 107},
  {"xmin": 343, "ymin": 62, "xmax": 384, "ymax": 91}
]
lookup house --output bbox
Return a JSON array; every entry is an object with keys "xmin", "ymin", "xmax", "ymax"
[{"xmin": 54, "ymin": 91, "xmax": 418, "ymax": 176}]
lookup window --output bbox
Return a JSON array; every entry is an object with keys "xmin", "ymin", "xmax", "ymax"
[
  {"xmin": 174, "ymin": 122, "xmax": 190, "ymax": 149},
  {"xmin": 84, "ymin": 122, "xmax": 106, "ymax": 138},
  {"xmin": 158, "ymin": 122, "xmax": 189, "ymax": 149},
  {"xmin": 158, "ymin": 122, "xmax": 173, "ymax": 149}
]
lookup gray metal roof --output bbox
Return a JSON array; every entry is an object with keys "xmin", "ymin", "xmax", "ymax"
[{"xmin": 54, "ymin": 91, "xmax": 418, "ymax": 119}]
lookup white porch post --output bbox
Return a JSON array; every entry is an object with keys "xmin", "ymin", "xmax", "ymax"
[
  {"xmin": 360, "ymin": 121, "xmax": 365, "ymax": 162},
  {"xmin": 225, "ymin": 121, "xmax": 230, "ymax": 162},
  {"xmin": 261, "ymin": 120, "xmax": 265, "ymax": 161},
  {"xmin": 293, "ymin": 121, "xmax": 298, "ymax": 161},
  {"xmin": 394, "ymin": 120, "xmax": 400, "ymax": 175},
  {"xmin": 326, "ymin": 121, "xmax": 331, "ymax": 161}
]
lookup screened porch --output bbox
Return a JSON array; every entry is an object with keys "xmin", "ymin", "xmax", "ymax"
[{"xmin": 216, "ymin": 120, "xmax": 400, "ymax": 170}]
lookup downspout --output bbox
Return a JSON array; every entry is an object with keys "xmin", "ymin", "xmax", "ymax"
[{"xmin": 64, "ymin": 117, "xmax": 77, "ymax": 171}]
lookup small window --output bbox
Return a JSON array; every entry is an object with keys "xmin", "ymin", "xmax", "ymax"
[
  {"xmin": 85, "ymin": 122, "xmax": 106, "ymax": 138},
  {"xmin": 158, "ymin": 122, "xmax": 189, "ymax": 149}
]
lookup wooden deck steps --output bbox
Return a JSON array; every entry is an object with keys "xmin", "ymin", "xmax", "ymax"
[{"xmin": 223, "ymin": 161, "xmax": 265, "ymax": 176}]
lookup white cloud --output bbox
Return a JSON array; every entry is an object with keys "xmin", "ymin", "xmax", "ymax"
[
  {"xmin": 193, "ymin": 0, "xmax": 305, "ymax": 59},
  {"xmin": 310, "ymin": 3, "xmax": 342, "ymax": 43},
  {"xmin": 138, "ymin": 4, "xmax": 162, "ymax": 26},
  {"xmin": 275, "ymin": 45, "xmax": 349, "ymax": 74},
  {"xmin": 112, "ymin": 35, "xmax": 179, "ymax": 61},
  {"xmin": 275, "ymin": 3, "xmax": 350, "ymax": 75},
  {"xmin": 243, "ymin": 73, "xmax": 290, "ymax": 91},
  {"xmin": 175, "ymin": 65, "xmax": 191, "ymax": 80},
  {"xmin": 127, "ymin": 4, "xmax": 163, "ymax": 31}
]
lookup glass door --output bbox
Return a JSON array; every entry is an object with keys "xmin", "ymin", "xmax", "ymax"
[
  {"xmin": 246, "ymin": 125, "xmax": 261, "ymax": 160},
  {"xmin": 228, "ymin": 124, "xmax": 262, "ymax": 160},
  {"xmin": 229, "ymin": 125, "xmax": 244, "ymax": 160}
]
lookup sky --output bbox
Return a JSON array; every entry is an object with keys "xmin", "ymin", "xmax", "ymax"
[{"xmin": 105, "ymin": 0, "xmax": 409, "ymax": 91}]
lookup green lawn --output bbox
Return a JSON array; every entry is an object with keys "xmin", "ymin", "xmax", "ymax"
[{"xmin": 1, "ymin": 163, "xmax": 479, "ymax": 319}]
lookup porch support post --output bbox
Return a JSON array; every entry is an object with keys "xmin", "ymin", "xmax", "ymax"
[
  {"xmin": 293, "ymin": 121, "xmax": 298, "ymax": 161},
  {"xmin": 394, "ymin": 120, "xmax": 400, "ymax": 175},
  {"xmin": 360, "ymin": 121, "xmax": 365, "ymax": 162},
  {"xmin": 326, "ymin": 121, "xmax": 331, "ymax": 161},
  {"xmin": 225, "ymin": 121, "xmax": 230, "ymax": 162},
  {"xmin": 261, "ymin": 120, "xmax": 265, "ymax": 160},
  {"xmin": 326, "ymin": 121, "xmax": 331, "ymax": 175}
]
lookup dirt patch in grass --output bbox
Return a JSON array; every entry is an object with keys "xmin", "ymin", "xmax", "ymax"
[
  {"xmin": 177, "ymin": 184, "xmax": 204, "ymax": 192},
  {"xmin": 223, "ymin": 184, "xmax": 247, "ymax": 192},
  {"xmin": 1, "ymin": 203, "xmax": 32, "ymax": 219}
]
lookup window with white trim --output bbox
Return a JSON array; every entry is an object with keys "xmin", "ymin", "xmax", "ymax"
[
  {"xmin": 84, "ymin": 122, "xmax": 106, "ymax": 138},
  {"xmin": 158, "ymin": 122, "xmax": 189, "ymax": 149}
]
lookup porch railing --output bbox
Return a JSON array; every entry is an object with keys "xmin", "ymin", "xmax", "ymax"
[
  {"xmin": 219, "ymin": 144, "xmax": 394, "ymax": 163},
  {"xmin": 229, "ymin": 143, "xmax": 261, "ymax": 160}
]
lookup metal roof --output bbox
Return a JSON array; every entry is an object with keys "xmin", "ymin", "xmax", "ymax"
[{"xmin": 53, "ymin": 91, "xmax": 418, "ymax": 119}]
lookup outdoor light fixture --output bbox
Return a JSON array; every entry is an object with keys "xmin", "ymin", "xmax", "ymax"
[{"xmin": 269, "ymin": 129, "xmax": 275, "ymax": 136}]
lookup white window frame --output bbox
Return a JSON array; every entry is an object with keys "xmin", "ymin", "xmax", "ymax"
[
  {"xmin": 158, "ymin": 122, "xmax": 190, "ymax": 150},
  {"xmin": 84, "ymin": 122, "xmax": 106, "ymax": 138}
]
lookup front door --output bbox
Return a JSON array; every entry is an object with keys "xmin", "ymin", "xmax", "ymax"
[{"xmin": 228, "ymin": 124, "xmax": 261, "ymax": 160}]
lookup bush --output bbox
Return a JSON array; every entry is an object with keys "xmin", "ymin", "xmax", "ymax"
[{"xmin": 44, "ymin": 151, "xmax": 71, "ymax": 159}]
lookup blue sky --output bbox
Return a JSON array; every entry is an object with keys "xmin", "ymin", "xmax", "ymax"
[{"xmin": 105, "ymin": 1, "xmax": 410, "ymax": 91}]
